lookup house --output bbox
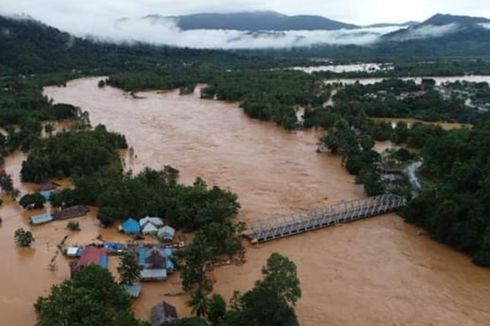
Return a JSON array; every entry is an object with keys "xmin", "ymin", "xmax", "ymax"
[
  {"xmin": 52, "ymin": 205, "xmax": 89, "ymax": 220},
  {"xmin": 29, "ymin": 213, "xmax": 54, "ymax": 225},
  {"xmin": 70, "ymin": 246, "xmax": 108, "ymax": 275},
  {"xmin": 140, "ymin": 269, "xmax": 167, "ymax": 281},
  {"xmin": 140, "ymin": 217, "xmax": 164, "ymax": 228},
  {"xmin": 120, "ymin": 218, "xmax": 141, "ymax": 234},
  {"xmin": 36, "ymin": 181, "xmax": 60, "ymax": 192},
  {"xmin": 103, "ymin": 242, "xmax": 125, "ymax": 253},
  {"xmin": 150, "ymin": 301, "xmax": 178, "ymax": 326},
  {"xmin": 142, "ymin": 222, "xmax": 159, "ymax": 235},
  {"xmin": 157, "ymin": 226, "xmax": 176, "ymax": 241}
]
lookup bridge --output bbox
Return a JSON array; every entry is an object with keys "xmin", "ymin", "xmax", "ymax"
[{"xmin": 244, "ymin": 194, "xmax": 407, "ymax": 243}]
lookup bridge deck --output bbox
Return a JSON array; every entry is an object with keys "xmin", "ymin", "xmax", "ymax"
[{"xmin": 244, "ymin": 194, "xmax": 406, "ymax": 243}]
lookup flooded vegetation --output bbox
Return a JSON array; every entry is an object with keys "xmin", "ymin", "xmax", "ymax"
[{"xmin": 23, "ymin": 77, "xmax": 488, "ymax": 325}]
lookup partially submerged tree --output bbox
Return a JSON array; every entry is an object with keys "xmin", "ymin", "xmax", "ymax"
[
  {"xmin": 19, "ymin": 193, "xmax": 47, "ymax": 209},
  {"xmin": 14, "ymin": 228, "xmax": 34, "ymax": 247}
]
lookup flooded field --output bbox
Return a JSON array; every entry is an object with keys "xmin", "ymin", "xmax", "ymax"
[
  {"xmin": 324, "ymin": 75, "xmax": 490, "ymax": 86},
  {"xmin": 0, "ymin": 76, "xmax": 488, "ymax": 325}
]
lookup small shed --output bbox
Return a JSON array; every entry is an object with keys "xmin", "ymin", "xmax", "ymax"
[
  {"xmin": 121, "ymin": 218, "xmax": 141, "ymax": 234},
  {"xmin": 157, "ymin": 226, "xmax": 176, "ymax": 241},
  {"xmin": 29, "ymin": 213, "xmax": 54, "ymax": 225},
  {"xmin": 142, "ymin": 222, "xmax": 159, "ymax": 235},
  {"xmin": 140, "ymin": 269, "xmax": 167, "ymax": 282},
  {"xmin": 122, "ymin": 283, "xmax": 142, "ymax": 298},
  {"xmin": 66, "ymin": 246, "xmax": 83, "ymax": 257},
  {"xmin": 151, "ymin": 301, "xmax": 178, "ymax": 326}
]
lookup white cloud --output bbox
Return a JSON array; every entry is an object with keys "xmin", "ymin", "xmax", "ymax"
[
  {"xmin": 71, "ymin": 18, "xmax": 402, "ymax": 49},
  {"xmin": 390, "ymin": 23, "xmax": 460, "ymax": 41},
  {"xmin": 480, "ymin": 23, "xmax": 490, "ymax": 30}
]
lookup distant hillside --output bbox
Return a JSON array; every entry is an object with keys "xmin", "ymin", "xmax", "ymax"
[
  {"xmin": 145, "ymin": 11, "xmax": 359, "ymax": 31},
  {"xmin": 0, "ymin": 15, "xmax": 239, "ymax": 75},
  {"xmin": 421, "ymin": 13, "xmax": 490, "ymax": 26}
]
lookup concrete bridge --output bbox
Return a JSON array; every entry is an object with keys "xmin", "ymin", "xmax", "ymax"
[{"xmin": 244, "ymin": 194, "xmax": 407, "ymax": 243}]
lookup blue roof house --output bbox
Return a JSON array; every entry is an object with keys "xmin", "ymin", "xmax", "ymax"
[{"xmin": 121, "ymin": 218, "xmax": 141, "ymax": 234}]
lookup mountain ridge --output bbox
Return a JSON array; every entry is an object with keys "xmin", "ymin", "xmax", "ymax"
[{"xmin": 141, "ymin": 11, "xmax": 359, "ymax": 31}]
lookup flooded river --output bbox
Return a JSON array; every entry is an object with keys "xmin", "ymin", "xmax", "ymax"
[{"xmin": 1, "ymin": 76, "xmax": 488, "ymax": 325}]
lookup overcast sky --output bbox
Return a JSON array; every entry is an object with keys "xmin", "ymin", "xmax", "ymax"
[{"xmin": 2, "ymin": 0, "xmax": 490, "ymax": 27}]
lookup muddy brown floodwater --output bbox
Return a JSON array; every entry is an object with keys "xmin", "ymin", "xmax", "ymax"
[{"xmin": 1, "ymin": 76, "xmax": 488, "ymax": 325}]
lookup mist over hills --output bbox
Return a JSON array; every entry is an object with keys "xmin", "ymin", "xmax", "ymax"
[{"xmin": 2, "ymin": 11, "xmax": 490, "ymax": 72}]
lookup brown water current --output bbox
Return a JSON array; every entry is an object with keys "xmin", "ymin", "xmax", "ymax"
[{"xmin": 0, "ymin": 76, "xmax": 487, "ymax": 325}]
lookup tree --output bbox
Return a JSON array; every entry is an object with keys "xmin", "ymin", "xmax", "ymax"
[
  {"xmin": 117, "ymin": 251, "xmax": 141, "ymax": 285},
  {"xmin": 188, "ymin": 287, "xmax": 210, "ymax": 318},
  {"xmin": 19, "ymin": 193, "xmax": 47, "ymax": 209},
  {"xmin": 66, "ymin": 221, "xmax": 81, "ymax": 231},
  {"xmin": 207, "ymin": 294, "xmax": 227, "ymax": 325},
  {"xmin": 0, "ymin": 172, "xmax": 19, "ymax": 199},
  {"xmin": 34, "ymin": 265, "xmax": 147, "ymax": 326},
  {"xmin": 220, "ymin": 253, "xmax": 302, "ymax": 326},
  {"xmin": 14, "ymin": 228, "xmax": 34, "ymax": 247}
]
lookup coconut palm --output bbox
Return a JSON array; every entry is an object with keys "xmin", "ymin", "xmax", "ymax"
[{"xmin": 188, "ymin": 287, "xmax": 210, "ymax": 318}]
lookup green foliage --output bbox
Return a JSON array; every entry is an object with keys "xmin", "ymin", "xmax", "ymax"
[
  {"xmin": 0, "ymin": 171, "xmax": 19, "ymax": 199},
  {"xmin": 220, "ymin": 253, "xmax": 301, "ymax": 326},
  {"xmin": 19, "ymin": 193, "xmax": 46, "ymax": 209},
  {"xmin": 66, "ymin": 221, "xmax": 80, "ymax": 231},
  {"xmin": 14, "ymin": 228, "xmax": 34, "ymax": 247},
  {"xmin": 178, "ymin": 221, "xmax": 244, "ymax": 291},
  {"xmin": 117, "ymin": 251, "xmax": 141, "ymax": 285},
  {"xmin": 188, "ymin": 287, "xmax": 211, "ymax": 318},
  {"xmin": 207, "ymin": 294, "xmax": 227, "ymax": 325},
  {"xmin": 21, "ymin": 125, "xmax": 126, "ymax": 183},
  {"xmin": 178, "ymin": 317, "xmax": 209, "ymax": 326},
  {"xmin": 402, "ymin": 120, "xmax": 490, "ymax": 265},
  {"xmin": 34, "ymin": 265, "xmax": 147, "ymax": 326}
]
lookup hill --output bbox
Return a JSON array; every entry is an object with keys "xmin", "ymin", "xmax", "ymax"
[{"xmin": 145, "ymin": 11, "xmax": 359, "ymax": 31}]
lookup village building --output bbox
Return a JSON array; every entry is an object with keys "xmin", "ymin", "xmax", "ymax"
[
  {"xmin": 142, "ymin": 222, "xmax": 159, "ymax": 235},
  {"xmin": 121, "ymin": 283, "xmax": 142, "ymax": 298},
  {"xmin": 69, "ymin": 246, "xmax": 108, "ymax": 275},
  {"xmin": 120, "ymin": 218, "xmax": 141, "ymax": 234},
  {"xmin": 29, "ymin": 213, "xmax": 54, "ymax": 225},
  {"xmin": 140, "ymin": 217, "xmax": 164, "ymax": 228},
  {"xmin": 52, "ymin": 205, "xmax": 89, "ymax": 220},
  {"xmin": 150, "ymin": 301, "xmax": 178, "ymax": 326},
  {"xmin": 157, "ymin": 225, "xmax": 176, "ymax": 242}
]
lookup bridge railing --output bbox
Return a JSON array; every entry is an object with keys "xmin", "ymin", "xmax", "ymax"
[{"xmin": 244, "ymin": 194, "xmax": 406, "ymax": 243}]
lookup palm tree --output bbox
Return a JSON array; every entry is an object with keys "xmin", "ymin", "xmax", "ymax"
[{"xmin": 188, "ymin": 287, "xmax": 210, "ymax": 318}]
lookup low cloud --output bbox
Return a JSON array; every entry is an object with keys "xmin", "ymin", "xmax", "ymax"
[
  {"xmin": 72, "ymin": 17, "xmax": 402, "ymax": 49},
  {"xmin": 390, "ymin": 23, "xmax": 460, "ymax": 41},
  {"xmin": 480, "ymin": 23, "xmax": 490, "ymax": 30}
]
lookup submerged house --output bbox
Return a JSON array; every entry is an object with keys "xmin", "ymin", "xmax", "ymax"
[
  {"xmin": 120, "ymin": 218, "xmax": 141, "ymax": 234},
  {"xmin": 52, "ymin": 205, "xmax": 90, "ymax": 220},
  {"xmin": 70, "ymin": 246, "xmax": 108, "ymax": 275},
  {"xmin": 150, "ymin": 301, "xmax": 178, "ymax": 326},
  {"xmin": 138, "ymin": 246, "xmax": 175, "ymax": 281}
]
